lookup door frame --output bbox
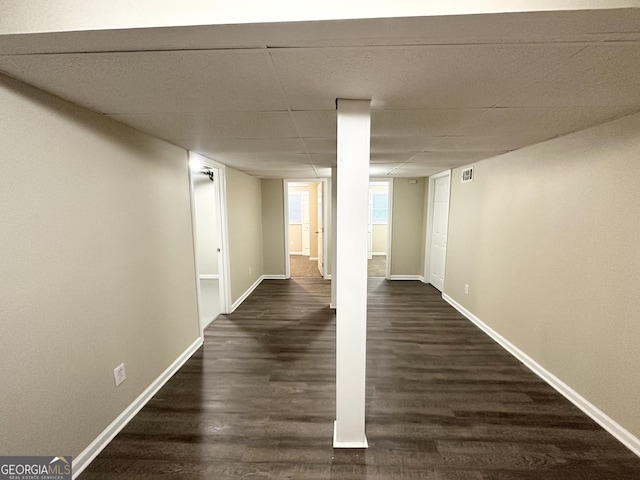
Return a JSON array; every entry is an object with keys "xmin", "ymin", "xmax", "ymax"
[
  {"xmin": 424, "ymin": 170, "xmax": 451, "ymax": 289},
  {"xmin": 188, "ymin": 152, "xmax": 232, "ymax": 333},
  {"xmin": 369, "ymin": 178, "xmax": 393, "ymax": 279},
  {"xmin": 283, "ymin": 179, "xmax": 329, "ymax": 279}
]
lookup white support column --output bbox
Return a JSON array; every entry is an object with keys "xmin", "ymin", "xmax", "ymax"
[
  {"xmin": 330, "ymin": 166, "xmax": 337, "ymax": 309},
  {"xmin": 333, "ymin": 99, "xmax": 370, "ymax": 449}
]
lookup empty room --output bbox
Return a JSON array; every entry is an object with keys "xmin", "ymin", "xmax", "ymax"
[{"xmin": 1, "ymin": 2, "xmax": 640, "ymax": 479}]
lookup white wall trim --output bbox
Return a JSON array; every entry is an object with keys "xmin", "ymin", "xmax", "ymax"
[
  {"xmin": 263, "ymin": 274, "xmax": 287, "ymax": 280},
  {"xmin": 199, "ymin": 274, "xmax": 219, "ymax": 280},
  {"xmin": 72, "ymin": 336, "xmax": 203, "ymax": 478},
  {"xmin": 370, "ymin": 252, "xmax": 387, "ymax": 256},
  {"xmin": 309, "ymin": 256, "xmax": 318, "ymax": 261},
  {"xmin": 333, "ymin": 420, "xmax": 368, "ymax": 449},
  {"xmin": 442, "ymin": 293, "xmax": 640, "ymax": 458},
  {"xmin": 389, "ymin": 275, "xmax": 425, "ymax": 281},
  {"xmin": 289, "ymin": 251, "xmax": 303, "ymax": 256},
  {"xmin": 231, "ymin": 275, "xmax": 264, "ymax": 312}
]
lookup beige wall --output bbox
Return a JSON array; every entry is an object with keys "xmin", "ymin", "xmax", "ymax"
[
  {"xmin": 289, "ymin": 224, "xmax": 303, "ymax": 253},
  {"xmin": 261, "ymin": 179, "xmax": 286, "ymax": 275},
  {"xmin": 0, "ymin": 74, "xmax": 200, "ymax": 456},
  {"xmin": 372, "ymin": 224, "xmax": 388, "ymax": 253},
  {"xmin": 391, "ymin": 178, "xmax": 426, "ymax": 276},
  {"xmin": 226, "ymin": 167, "xmax": 264, "ymax": 303},
  {"xmin": 445, "ymin": 112, "xmax": 640, "ymax": 439}
]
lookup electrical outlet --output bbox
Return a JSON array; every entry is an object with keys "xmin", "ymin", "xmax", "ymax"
[
  {"xmin": 464, "ymin": 284, "xmax": 469, "ymax": 294},
  {"xmin": 114, "ymin": 363, "xmax": 126, "ymax": 387}
]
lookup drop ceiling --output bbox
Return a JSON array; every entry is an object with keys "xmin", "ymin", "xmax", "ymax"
[{"xmin": 1, "ymin": 9, "xmax": 639, "ymax": 178}]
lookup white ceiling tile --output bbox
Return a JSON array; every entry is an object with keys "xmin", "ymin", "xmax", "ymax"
[
  {"xmin": 455, "ymin": 106, "xmax": 640, "ymax": 137},
  {"xmin": 389, "ymin": 165, "xmax": 452, "ymax": 177},
  {"xmin": 108, "ymin": 111, "xmax": 298, "ymax": 139},
  {"xmin": 254, "ymin": 168, "xmax": 320, "ymax": 179},
  {"xmin": 206, "ymin": 152, "xmax": 311, "ymax": 165},
  {"xmin": 417, "ymin": 135, "xmax": 548, "ymax": 152},
  {"xmin": 410, "ymin": 151, "xmax": 507, "ymax": 165},
  {"xmin": 371, "ymin": 109, "xmax": 487, "ymax": 136},
  {"xmin": 308, "ymin": 154, "xmax": 336, "ymax": 166},
  {"xmin": 370, "ymin": 152, "xmax": 419, "ymax": 164},
  {"xmin": 371, "ymin": 136, "xmax": 430, "ymax": 152},
  {"xmin": 291, "ymin": 111, "xmax": 336, "ymax": 137},
  {"xmin": 0, "ymin": 50, "xmax": 288, "ymax": 113},
  {"xmin": 270, "ymin": 44, "xmax": 580, "ymax": 110},
  {"xmin": 304, "ymin": 137, "xmax": 336, "ymax": 154},
  {"xmin": 2, "ymin": 12, "xmax": 639, "ymax": 180},
  {"xmin": 500, "ymin": 44, "xmax": 640, "ymax": 107},
  {"xmin": 180, "ymin": 137, "xmax": 306, "ymax": 153}
]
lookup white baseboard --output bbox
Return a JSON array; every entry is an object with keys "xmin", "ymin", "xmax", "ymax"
[
  {"xmin": 309, "ymin": 257, "xmax": 318, "ymax": 261},
  {"xmin": 371, "ymin": 252, "xmax": 387, "ymax": 256},
  {"xmin": 333, "ymin": 420, "xmax": 369, "ymax": 449},
  {"xmin": 73, "ymin": 337, "xmax": 203, "ymax": 478},
  {"xmin": 442, "ymin": 293, "xmax": 640, "ymax": 458},
  {"xmin": 231, "ymin": 275, "xmax": 264, "ymax": 312},
  {"xmin": 389, "ymin": 275, "xmax": 425, "ymax": 281},
  {"xmin": 289, "ymin": 251, "xmax": 303, "ymax": 255},
  {"xmin": 263, "ymin": 274, "xmax": 287, "ymax": 280}
]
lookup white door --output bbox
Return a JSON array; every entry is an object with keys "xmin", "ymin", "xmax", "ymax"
[
  {"xmin": 317, "ymin": 185, "xmax": 324, "ymax": 275},
  {"xmin": 193, "ymin": 168, "xmax": 224, "ymax": 330},
  {"xmin": 367, "ymin": 190, "xmax": 373, "ymax": 260},
  {"xmin": 302, "ymin": 191, "xmax": 311, "ymax": 256},
  {"xmin": 430, "ymin": 175, "xmax": 450, "ymax": 291}
]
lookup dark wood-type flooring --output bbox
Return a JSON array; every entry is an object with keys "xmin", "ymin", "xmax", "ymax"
[{"xmin": 79, "ymin": 278, "xmax": 640, "ymax": 479}]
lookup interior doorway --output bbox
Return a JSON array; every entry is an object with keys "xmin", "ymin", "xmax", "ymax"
[
  {"xmin": 285, "ymin": 180, "xmax": 326, "ymax": 278},
  {"xmin": 368, "ymin": 180, "xmax": 391, "ymax": 278},
  {"xmin": 189, "ymin": 153, "xmax": 230, "ymax": 332}
]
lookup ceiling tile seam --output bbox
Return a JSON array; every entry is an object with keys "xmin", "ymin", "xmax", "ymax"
[
  {"xmin": 524, "ymin": 106, "xmax": 640, "ymax": 146},
  {"xmin": 492, "ymin": 44, "xmax": 589, "ymax": 109},
  {"xmin": 264, "ymin": 40, "xmax": 611, "ymax": 51},
  {"xmin": 383, "ymin": 152, "xmax": 423, "ymax": 176},
  {"xmin": 440, "ymin": 107, "xmax": 493, "ymax": 138},
  {"xmin": 105, "ymin": 110, "xmax": 292, "ymax": 116},
  {"xmin": 0, "ymin": 47, "xmax": 271, "ymax": 58},
  {"xmin": 264, "ymin": 49, "xmax": 319, "ymax": 177}
]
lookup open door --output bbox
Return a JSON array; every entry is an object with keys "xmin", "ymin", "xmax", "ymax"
[
  {"xmin": 189, "ymin": 153, "xmax": 231, "ymax": 332},
  {"xmin": 317, "ymin": 184, "xmax": 324, "ymax": 275}
]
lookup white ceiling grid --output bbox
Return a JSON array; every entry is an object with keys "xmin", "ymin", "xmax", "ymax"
[{"xmin": 0, "ymin": 10, "xmax": 639, "ymax": 177}]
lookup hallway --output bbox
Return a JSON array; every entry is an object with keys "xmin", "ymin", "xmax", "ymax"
[{"xmin": 79, "ymin": 279, "xmax": 640, "ymax": 479}]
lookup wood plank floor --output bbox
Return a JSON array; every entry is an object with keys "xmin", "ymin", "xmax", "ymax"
[{"xmin": 79, "ymin": 278, "xmax": 640, "ymax": 479}]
